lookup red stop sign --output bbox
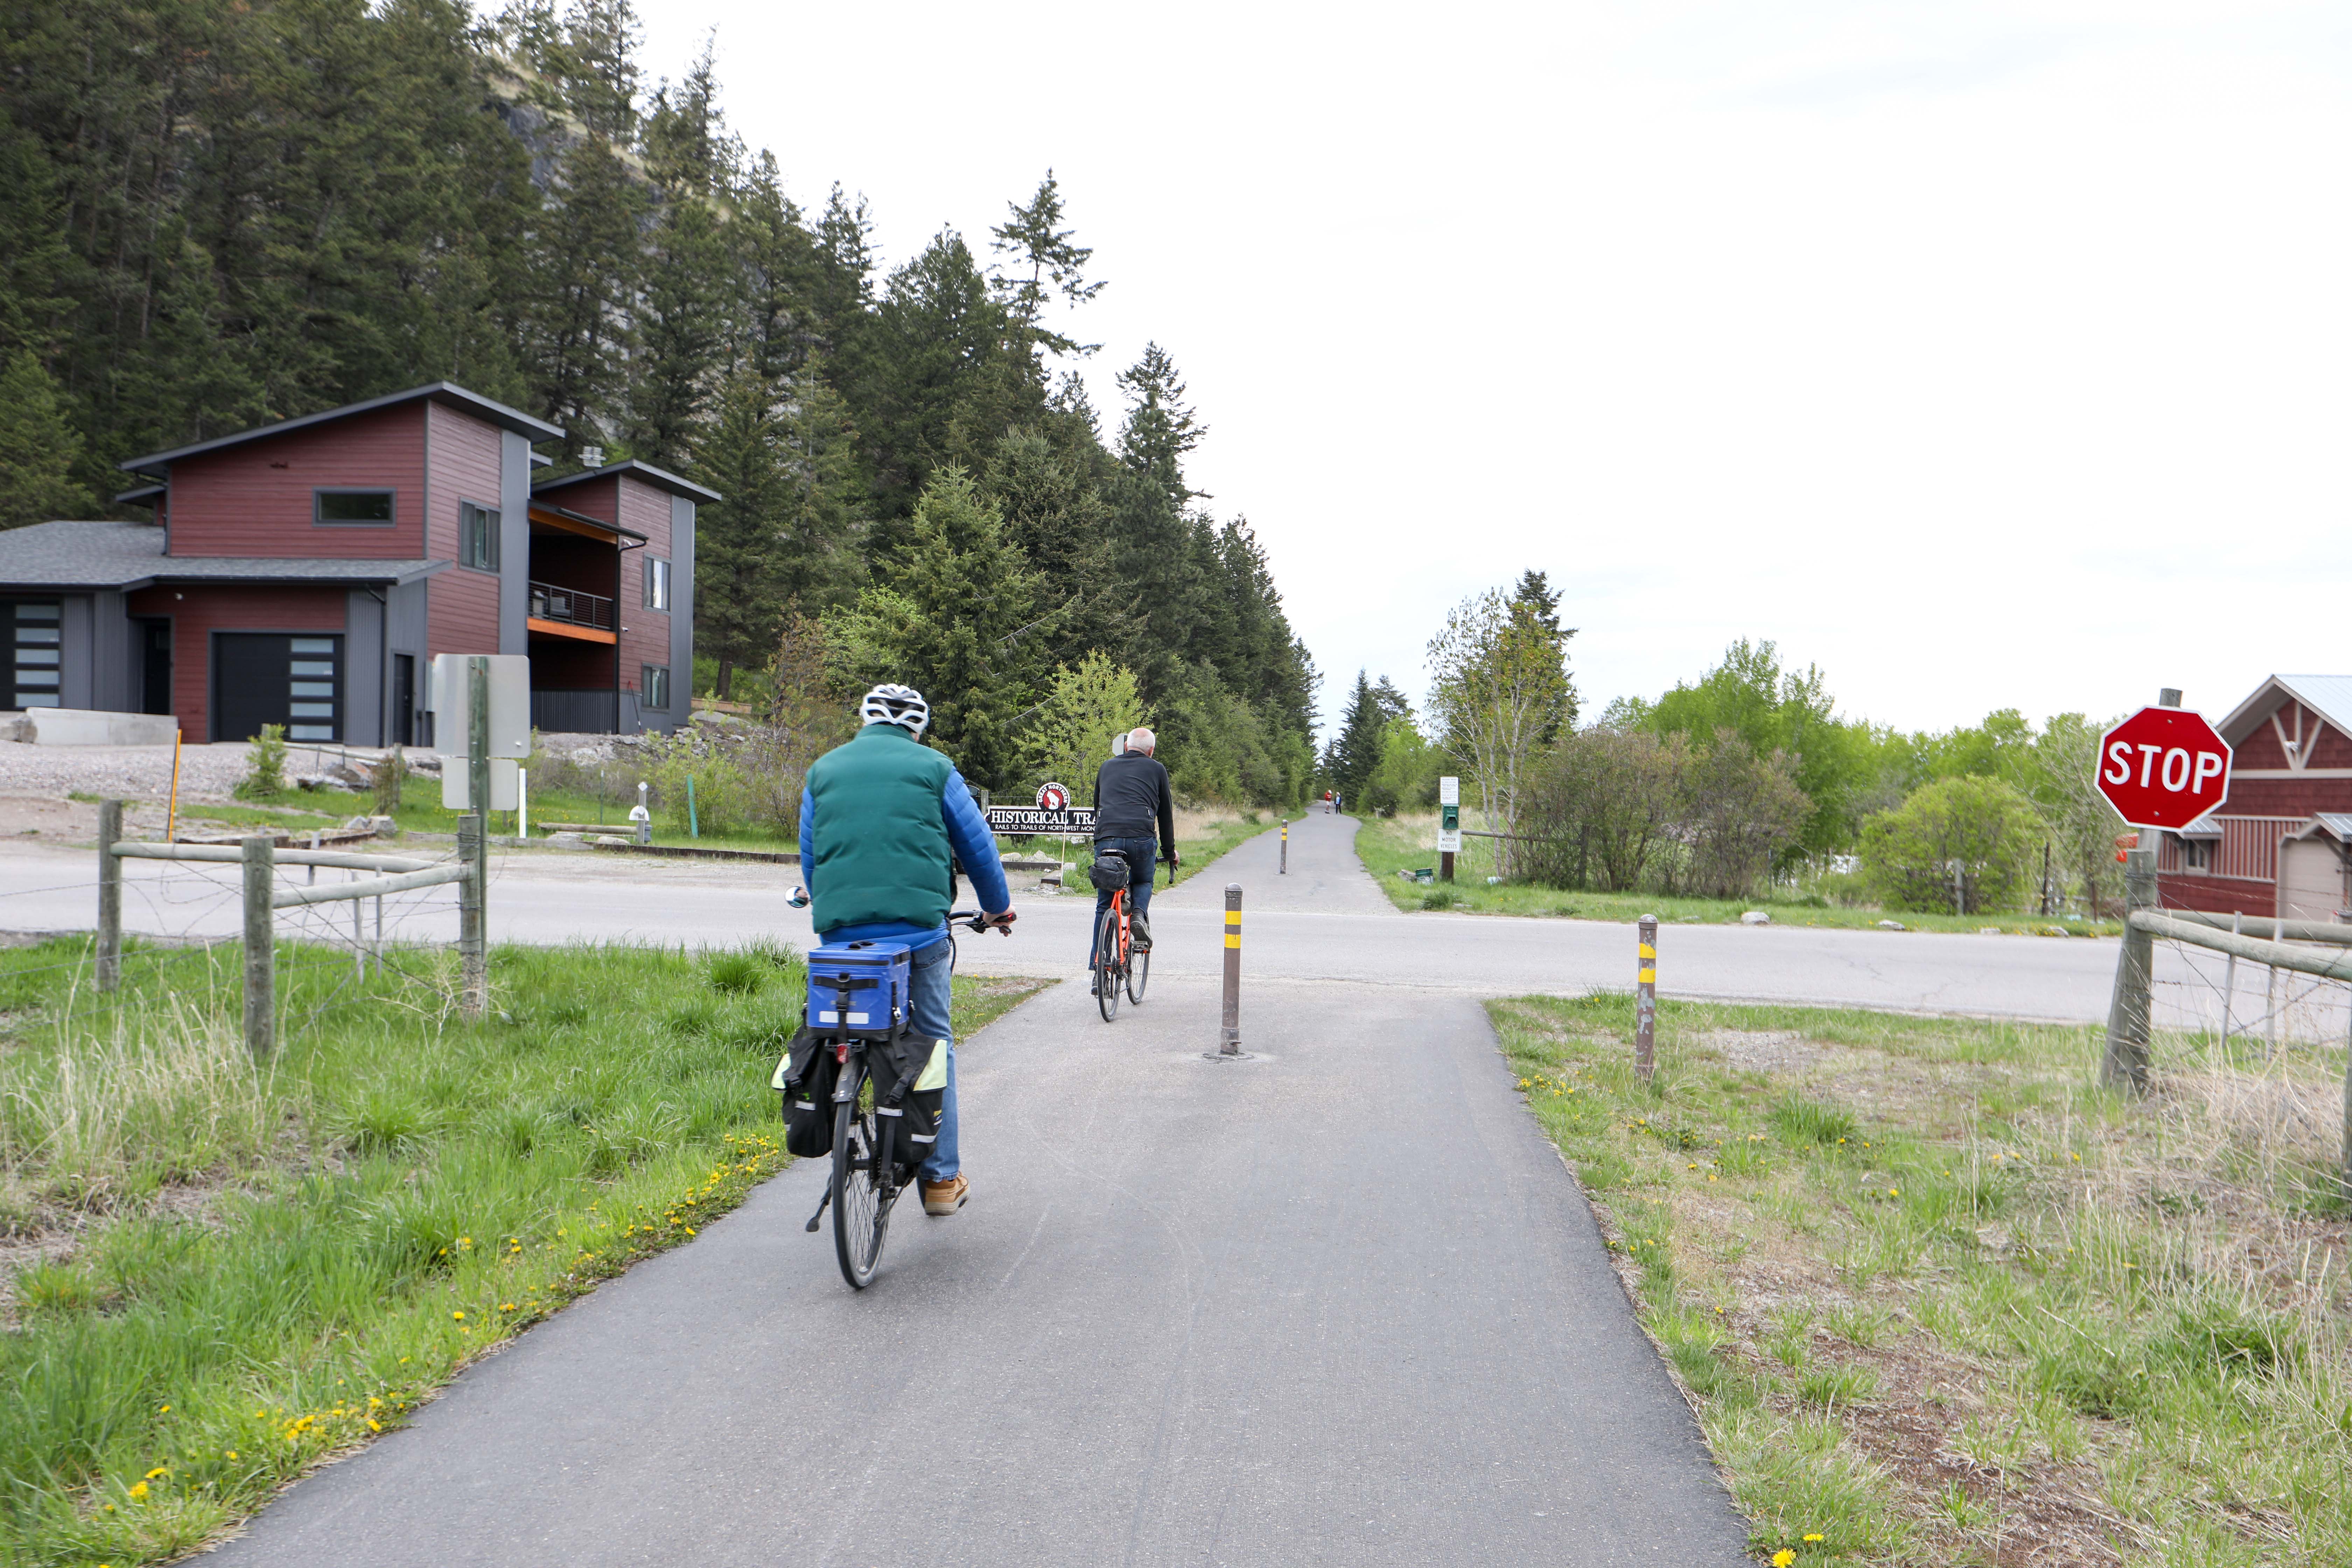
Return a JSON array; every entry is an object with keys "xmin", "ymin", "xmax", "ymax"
[{"xmin": 2096, "ymin": 707, "xmax": 2231, "ymax": 828}]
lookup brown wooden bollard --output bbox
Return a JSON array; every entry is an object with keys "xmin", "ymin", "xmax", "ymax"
[
  {"xmin": 242, "ymin": 834, "xmax": 276, "ymax": 1061},
  {"xmin": 1636, "ymin": 914, "xmax": 1658, "ymax": 1085},
  {"xmin": 96, "ymin": 798, "xmax": 122, "ymax": 992}
]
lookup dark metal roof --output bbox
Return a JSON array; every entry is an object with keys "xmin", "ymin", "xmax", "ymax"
[
  {"xmin": 533, "ymin": 458, "xmax": 720, "ymax": 505},
  {"xmin": 113, "ymin": 484, "xmax": 166, "ymax": 507},
  {"xmin": 0, "ymin": 521, "xmax": 447, "ymax": 590},
  {"xmin": 118, "ymin": 382, "xmax": 564, "ymax": 475}
]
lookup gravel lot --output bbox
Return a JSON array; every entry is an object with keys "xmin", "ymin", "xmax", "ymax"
[{"xmin": 0, "ymin": 740, "xmax": 455, "ymax": 802}]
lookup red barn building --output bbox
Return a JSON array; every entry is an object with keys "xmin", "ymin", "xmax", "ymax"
[
  {"xmin": 2155, "ymin": 675, "xmax": 2352, "ymax": 922},
  {"xmin": 0, "ymin": 383, "xmax": 711, "ymax": 743}
]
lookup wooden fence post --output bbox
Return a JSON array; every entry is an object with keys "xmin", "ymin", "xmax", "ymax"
[
  {"xmin": 242, "ymin": 834, "xmax": 275, "ymax": 1060},
  {"xmin": 460, "ymin": 654, "xmax": 489, "ymax": 1018},
  {"xmin": 2102, "ymin": 846, "xmax": 2157, "ymax": 1091},
  {"xmin": 96, "ymin": 798, "xmax": 122, "ymax": 991},
  {"xmin": 1636, "ymin": 914, "xmax": 1658, "ymax": 1086}
]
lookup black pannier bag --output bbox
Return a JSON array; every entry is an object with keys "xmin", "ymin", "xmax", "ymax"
[
  {"xmin": 1087, "ymin": 853, "xmax": 1130, "ymax": 892},
  {"xmin": 775, "ymin": 1026, "xmax": 842, "ymax": 1158},
  {"xmin": 861, "ymin": 1030, "xmax": 948, "ymax": 1178}
]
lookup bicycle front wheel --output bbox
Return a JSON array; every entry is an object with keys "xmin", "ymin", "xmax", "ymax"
[
  {"xmin": 1126, "ymin": 941, "xmax": 1149, "ymax": 1005},
  {"xmin": 1095, "ymin": 906, "xmax": 1121, "ymax": 1022},
  {"xmin": 831, "ymin": 1065, "xmax": 889, "ymax": 1289}
]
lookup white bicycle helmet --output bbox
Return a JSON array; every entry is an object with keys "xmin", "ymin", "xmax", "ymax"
[{"xmin": 859, "ymin": 682, "xmax": 930, "ymax": 737}]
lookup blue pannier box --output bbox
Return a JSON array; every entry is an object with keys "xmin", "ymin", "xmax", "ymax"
[{"xmin": 806, "ymin": 939, "xmax": 912, "ymax": 1038}]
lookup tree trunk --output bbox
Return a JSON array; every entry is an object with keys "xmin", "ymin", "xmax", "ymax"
[{"xmin": 716, "ymin": 658, "xmax": 733, "ymax": 700}]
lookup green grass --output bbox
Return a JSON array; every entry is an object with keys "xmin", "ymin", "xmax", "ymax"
[
  {"xmin": 0, "ymin": 935, "xmax": 1042, "ymax": 1566},
  {"xmin": 1355, "ymin": 813, "xmax": 2122, "ymax": 936},
  {"xmin": 1487, "ymin": 993, "xmax": 2352, "ymax": 1566}
]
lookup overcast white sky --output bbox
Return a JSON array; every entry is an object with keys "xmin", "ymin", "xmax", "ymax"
[{"xmin": 638, "ymin": 0, "xmax": 2352, "ymax": 736}]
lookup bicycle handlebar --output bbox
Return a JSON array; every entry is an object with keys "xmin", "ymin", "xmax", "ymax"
[{"xmin": 947, "ymin": 909, "xmax": 1015, "ymax": 936}]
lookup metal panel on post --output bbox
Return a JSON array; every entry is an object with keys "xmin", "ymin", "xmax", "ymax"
[
  {"xmin": 96, "ymin": 798, "xmax": 121, "ymax": 992},
  {"xmin": 1438, "ymin": 776, "xmax": 1461, "ymax": 882},
  {"xmin": 243, "ymin": 834, "xmax": 275, "ymax": 1060}
]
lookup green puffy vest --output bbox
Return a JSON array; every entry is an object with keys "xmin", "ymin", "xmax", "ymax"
[{"xmin": 805, "ymin": 724, "xmax": 955, "ymax": 933}]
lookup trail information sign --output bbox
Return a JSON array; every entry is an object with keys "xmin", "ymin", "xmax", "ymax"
[
  {"xmin": 2095, "ymin": 707, "xmax": 2231, "ymax": 830},
  {"xmin": 985, "ymin": 800, "xmax": 1095, "ymax": 835}
]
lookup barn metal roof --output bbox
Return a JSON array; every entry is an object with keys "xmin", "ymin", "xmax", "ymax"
[
  {"xmin": 117, "ymin": 382, "xmax": 563, "ymax": 475},
  {"xmin": 2216, "ymin": 675, "xmax": 2352, "ymax": 746},
  {"xmin": 0, "ymin": 520, "xmax": 446, "ymax": 590}
]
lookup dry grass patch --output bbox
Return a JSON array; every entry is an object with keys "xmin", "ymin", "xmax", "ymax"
[{"xmin": 1489, "ymin": 994, "xmax": 2352, "ymax": 1568}]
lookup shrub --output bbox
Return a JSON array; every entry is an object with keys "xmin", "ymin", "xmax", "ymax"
[
  {"xmin": 1860, "ymin": 775, "xmax": 2047, "ymax": 913},
  {"xmin": 1676, "ymin": 731, "xmax": 1811, "ymax": 899},
  {"xmin": 234, "ymin": 723, "xmax": 288, "ymax": 799}
]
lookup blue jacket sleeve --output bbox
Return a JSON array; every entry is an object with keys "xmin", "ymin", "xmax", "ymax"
[
  {"xmin": 941, "ymin": 768, "xmax": 1011, "ymax": 914},
  {"xmin": 797, "ymin": 786, "xmax": 816, "ymax": 893}
]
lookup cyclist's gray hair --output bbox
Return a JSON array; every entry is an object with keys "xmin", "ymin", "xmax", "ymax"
[{"xmin": 1127, "ymin": 727, "xmax": 1156, "ymax": 754}]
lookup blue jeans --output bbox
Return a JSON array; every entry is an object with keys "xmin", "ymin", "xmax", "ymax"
[
  {"xmin": 907, "ymin": 937, "xmax": 958, "ymax": 1181},
  {"xmin": 1088, "ymin": 836, "xmax": 1158, "ymax": 969}
]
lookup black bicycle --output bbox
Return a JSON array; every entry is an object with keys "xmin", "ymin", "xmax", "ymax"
[{"xmin": 805, "ymin": 910, "xmax": 1008, "ymax": 1289}]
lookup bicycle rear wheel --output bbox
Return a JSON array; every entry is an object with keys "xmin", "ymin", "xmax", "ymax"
[
  {"xmin": 1126, "ymin": 941, "xmax": 1149, "ymax": 1004},
  {"xmin": 1095, "ymin": 906, "xmax": 1121, "ymax": 1022},
  {"xmin": 831, "ymin": 1064, "xmax": 890, "ymax": 1288}
]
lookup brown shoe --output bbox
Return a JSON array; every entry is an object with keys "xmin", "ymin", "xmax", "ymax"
[{"xmin": 920, "ymin": 1174, "xmax": 969, "ymax": 1216}]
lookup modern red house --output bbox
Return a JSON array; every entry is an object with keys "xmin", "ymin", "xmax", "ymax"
[
  {"xmin": 2155, "ymin": 675, "xmax": 2352, "ymax": 922},
  {"xmin": 0, "ymin": 383, "xmax": 709, "ymax": 744}
]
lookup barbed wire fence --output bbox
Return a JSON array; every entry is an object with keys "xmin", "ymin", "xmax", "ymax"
[
  {"xmin": 2105, "ymin": 845, "xmax": 2352, "ymax": 1196},
  {"xmin": 0, "ymin": 800, "xmax": 475, "ymax": 1050}
]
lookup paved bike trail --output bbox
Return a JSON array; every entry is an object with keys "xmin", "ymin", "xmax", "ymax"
[{"xmin": 202, "ymin": 814, "xmax": 1754, "ymax": 1566}]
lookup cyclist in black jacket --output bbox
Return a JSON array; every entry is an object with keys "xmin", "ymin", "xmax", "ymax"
[{"xmin": 1090, "ymin": 727, "xmax": 1177, "ymax": 986}]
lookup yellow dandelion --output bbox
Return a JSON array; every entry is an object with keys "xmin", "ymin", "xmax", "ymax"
[
  {"xmin": 368, "ymin": 1419, "xmax": 382, "ymax": 1433},
  {"xmin": 1803, "ymin": 1534, "xmax": 1824, "ymax": 1543},
  {"xmin": 128, "ymin": 1482, "xmax": 148, "ymax": 1501},
  {"xmin": 452, "ymin": 1310, "xmax": 465, "ymax": 1321},
  {"xmin": 225, "ymin": 1450, "xmax": 238, "ymax": 1460},
  {"xmin": 1772, "ymin": 1552, "xmax": 1794, "ymax": 1568},
  {"xmin": 144, "ymin": 1466, "xmax": 169, "ymax": 1480}
]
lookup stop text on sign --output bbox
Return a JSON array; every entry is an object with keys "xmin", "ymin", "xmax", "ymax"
[
  {"xmin": 2102, "ymin": 741, "xmax": 2225, "ymax": 795},
  {"xmin": 2093, "ymin": 706, "xmax": 2232, "ymax": 830}
]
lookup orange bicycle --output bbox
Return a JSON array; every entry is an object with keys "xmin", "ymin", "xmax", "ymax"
[{"xmin": 1091, "ymin": 847, "xmax": 1153, "ymax": 1021}]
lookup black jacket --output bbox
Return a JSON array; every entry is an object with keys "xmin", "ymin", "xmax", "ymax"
[{"xmin": 1092, "ymin": 751, "xmax": 1175, "ymax": 849}]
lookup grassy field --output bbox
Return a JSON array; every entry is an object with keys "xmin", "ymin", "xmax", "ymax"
[
  {"xmin": 1354, "ymin": 812, "xmax": 2124, "ymax": 937},
  {"xmin": 1487, "ymin": 993, "xmax": 2352, "ymax": 1567},
  {"xmin": 0, "ymin": 935, "xmax": 1041, "ymax": 1566}
]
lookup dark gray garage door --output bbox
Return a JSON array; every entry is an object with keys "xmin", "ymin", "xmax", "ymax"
[{"xmin": 214, "ymin": 634, "xmax": 342, "ymax": 743}]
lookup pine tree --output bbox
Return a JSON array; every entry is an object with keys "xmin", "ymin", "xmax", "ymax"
[
  {"xmin": 1507, "ymin": 568, "xmax": 1577, "ymax": 743},
  {"xmin": 829, "ymin": 466, "xmax": 1051, "ymax": 791},
  {"xmin": 989, "ymin": 170, "xmax": 1104, "ymax": 360},
  {"xmin": 692, "ymin": 368, "xmax": 787, "ymax": 694},
  {"xmin": 0, "ymin": 349, "xmax": 92, "ymax": 526},
  {"xmin": 1115, "ymin": 342, "xmax": 1207, "ymax": 506},
  {"xmin": 1324, "ymin": 671, "xmax": 1398, "ymax": 803}
]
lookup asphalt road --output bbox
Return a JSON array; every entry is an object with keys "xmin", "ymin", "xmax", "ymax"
[
  {"xmin": 200, "ymin": 978, "xmax": 1752, "ymax": 1567},
  {"xmin": 0, "ymin": 811, "xmax": 2163, "ymax": 1021}
]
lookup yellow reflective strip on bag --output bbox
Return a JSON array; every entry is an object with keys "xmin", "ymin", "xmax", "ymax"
[
  {"xmin": 914, "ymin": 1038, "xmax": 950, "ymax": 1093},
  {"xmin": 770, "ymin": 1054, "xmax": 792, "ymax": 1090}
]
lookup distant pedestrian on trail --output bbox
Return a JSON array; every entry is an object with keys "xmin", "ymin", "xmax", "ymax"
[
  {"xmin": 1090, "ymin": 726, "xmax": 1176, "ymax": 990},
  {"xmin": 796, "ymin": 683, "xmax": 1015, "ymax": 1218}
]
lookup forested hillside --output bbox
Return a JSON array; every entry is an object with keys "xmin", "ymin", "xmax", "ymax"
[{"xmin": 0, "ymin": 0, "xmax": 1318, "ymax": 801}]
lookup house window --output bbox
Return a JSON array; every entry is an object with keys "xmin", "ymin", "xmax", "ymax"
[
  {"xmin": 459, "ymin": 502, "xmax": 500, "ymax": 571},
  {"xmin": 2183, "ymin": 839, "xmax": 2213, "ymax": 872},
  {"xmin": 642, "ymin": 664, "xmax": 671, "ymax": 711},
  {"xmin": 315, "ymin": 489, "xmax": 395, "ymax": 525},
  {"xmin": 644, "ymin": 556, "xmax": 670, "ymax": 611},
  {"xmin": 6, "ymin": 600, "xmax": 62, "ymax": 709}
]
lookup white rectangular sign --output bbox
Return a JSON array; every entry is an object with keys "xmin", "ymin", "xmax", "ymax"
[
  {"xmin": 1437, "ymin": 828, "xmax": 1462, "ymax": 853},
  {"xmin": 428, "ymin": 653, "xmax": 532, "ymax": 760},
  {"xmin": 443, "ymin": 755, "xmax": 521, "ymax": 812},
  {"xmin": 1438, "ymin": 775, "xmax": 1459, "ymax": 806}
]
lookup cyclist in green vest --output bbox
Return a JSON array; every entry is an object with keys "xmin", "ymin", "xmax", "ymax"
[{"xmin": 797, "ymin": 684, "xmax": 1014, "ymax": 1217}]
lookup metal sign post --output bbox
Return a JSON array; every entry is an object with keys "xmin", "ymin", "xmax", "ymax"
[{"xmin": 1437, "ymin": 776, "xmax": 1461, "ymax": 882}]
